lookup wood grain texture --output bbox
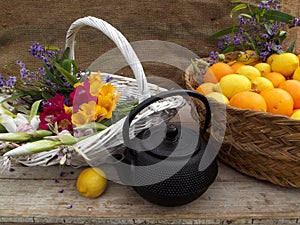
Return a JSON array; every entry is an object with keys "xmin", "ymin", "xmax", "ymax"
[{"xmin": 0, "ymin": 163, "xmax": 299, "ymax": 225}]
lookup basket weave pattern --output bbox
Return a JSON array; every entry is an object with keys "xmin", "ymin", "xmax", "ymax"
[
  {"xmin": 17, "ymin": 16, "xmax": 185, "ymax": 167},
  {"xmin": 185, "ymin": 62, "xmax": 300, "ymax": 188}
]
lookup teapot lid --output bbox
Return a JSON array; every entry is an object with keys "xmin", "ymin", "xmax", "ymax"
[{"xmin": 137, "ymin": 124, "xmax": 200, "ymax": 158}]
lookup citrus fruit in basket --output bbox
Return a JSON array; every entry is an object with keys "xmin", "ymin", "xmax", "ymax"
[
  {"xmin": 263, "ymin": 72, "xmax": 286, "ymax": 88},
  {"xmin": 206, "ymin": 92, "xmax": 229, "ymax": 104},
  {"xmin": 270, "ymin": 53, "xmax": 299, "ymax": 77},
  {"xmin": 291, "ymin": 109, "xmax": 300, "ymax": 120},
  {"xmin": 251, "ymin": 77, "xmax": 274, "ymax": 93},
  {"xmin": 266, "ymin": 53, "xmax": 279, "ymax": 65},
  {"xmin": 292, "ymin": 67, "xmax": 300, "ymax": 81},
  {"xmin": 204, "ymin": 62, "xmax": 234, "ymax": 83},
  {"xmin": 278, "ymin": 80, "xmax": 300, "ymax": 109},
  {"xmin": 76, "ymin": 167, "xmax": 107, "ymax": 198},
  {"xmin": 218, "ymin": 74, "xmax": 251, "ymax": 99},
  {"xmin": 196, "ymin": 82, "xmax": 215, "ymax": 95},
  {"xmin": 254, "ymin": 63, "xmax": 271, "ymax": 76},
  {"xmin": 228, "ymin": 61, "xmax": 245, "ymax": 73},
  {"xmin": 236, "ymin": 65, "xmax": 261, "ymax": 80},
  {"xmin": 237, "ymin": 50, "xmax": 260, "ymax": 65},
  {"xmin": 229, "ymin": 91, "xmax": 267, "ymax": 111},
  {"xmin": 260, "ymin": 88, "xmax": 294, "ymax": 116}
]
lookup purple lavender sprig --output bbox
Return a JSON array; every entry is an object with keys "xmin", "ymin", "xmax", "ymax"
[
  {"xmin": 209, "ymin": 0, "xmax": 300, "ymax": 62},
  {"xmin": 2, "ymin": 43, "xmax": 81, "ymax": 103}
]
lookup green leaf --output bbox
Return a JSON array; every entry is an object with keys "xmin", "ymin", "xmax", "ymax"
[
  {"xmin": 239, "ymin": 13, "xmax": 253, "ymax": 19},
  {"xmin": 75, "ymin": 123, "xmax": 108, "ymax": 131},
  {"xmin": 0, "ymin": 93, "xmax": 25, "ymax": 104},
  {"xmin": 287, "ymin": 40, "xmax": 296, "ymax": 53},
  {"xmin": 29, "ymin": 100, "xmax": 43, "ymax": 122},
  {"xmin": 60, "ymin": 47, "xmax": 71, "ymax": 61},
  {"xmin": 264, "ymin": 24, "xmax": 272, "ymax": 36},
  {"xmin": 0, "ymin": 124, "xmax": 7, "ymax": 133},
  {"xmin": 45, "ymin": 46, "xmax": 60, "ymax": 52},
  {"xmin": 0, "ymin": 132, "xmax": 32, "ymax": 142},
  {"xmin": 221, "ymin": 46, "xmax": 236, "ymax": 54},
  {"xmin": 208, "ymin": 26, "xmax": 239, "ymax": 40},
  {"xmin": 191, "ymin": 59, "xmax": 201, "ymax": 74},
  {"xmin": 61, "ymin": 59, "xmax": 73, "ymax": 72},
  {"xmin": 4, "ymin": 139, "xmax": 62, "ymax": 157},
  {"xmin": 265, "ymin": 10, "xmax": 295, "ymax": 24},
  {"xmin": 230, "ymin": 4, "xmax": 247, "ymax": 18},
  {"xmin": 54, "ymin": 62, "xmax": 78, "ymax": 86},
  {"xmin": 58, "ymin": 131, "xmax": 79, "ymax": 145}
]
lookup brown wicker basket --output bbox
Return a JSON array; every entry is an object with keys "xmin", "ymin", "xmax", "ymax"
[{"xmin": 185, "ymin": 58, "xmax": 300, "ymax": 188}]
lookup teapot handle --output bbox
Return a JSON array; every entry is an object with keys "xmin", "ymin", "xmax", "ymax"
[{"xmin": 123, "ymin": 89, "xmax": 211, "ymax": 149}]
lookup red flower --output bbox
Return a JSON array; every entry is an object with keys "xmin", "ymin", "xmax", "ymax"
[{"xmin": 39, "ymin": 94, "xmax": 72, "ymax": 132}]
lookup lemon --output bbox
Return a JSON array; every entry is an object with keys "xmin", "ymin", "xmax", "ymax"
[
  {"xmin": 251, "ymin": 77, "xmax": 274, "ymax": 93},
  {"xmin": 254, "ymin": 63, "xmax": 271, "ymax": 77},
  {"xmin": 76, "ymin": 167, "xmax": 107, "ymax": 198},
  {"xmin": 290, "ymin": 109, "xmax": 300, "ymax": 120},
  {"xmin": 219, "ymin": 74, "xmax": 251, "ymax": 99},
  {"xmin": 271, "ymin": 53, "xmax": 299, "ymax": 77},
  {"xmin": 206, "ymin": 92, "xmax": 229, "ymax": 104},
  {"xmin": 237, "ymin": 50, "xmax": 260, "ymax": 65},
  {"xmin": 236, "ymin": 65, "xmax": 261, "ymax": 80},
  {"xmin": 266, "ymin": 53, "xmax": 278, "ymax": 65},
  {"xmin": 292, "ymin": 67, "xmax": 300, "ymax": 81}
]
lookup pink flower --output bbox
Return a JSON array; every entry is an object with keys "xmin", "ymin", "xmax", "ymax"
[{"xmin": 71, "ymin": 80, "xmax": 97, "ymax": 113}]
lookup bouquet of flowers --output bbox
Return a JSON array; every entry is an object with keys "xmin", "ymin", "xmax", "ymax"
[
  {"xmin": 0, "ymin": 42, "xmax": 138, "ymax": 170},
  {"xmin": 202, "ymin": 0, "xmax": 300, "ymax": 65}
]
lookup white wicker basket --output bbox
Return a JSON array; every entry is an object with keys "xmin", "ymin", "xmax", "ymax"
[{"xmin": 15, "ymin": 16, "xmax": 185, "ymax": 167}]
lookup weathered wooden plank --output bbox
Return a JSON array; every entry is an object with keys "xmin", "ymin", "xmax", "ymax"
[
  {"xmin": 0, "ymin": 163, "xmax": 299, "ymax": 224},
  {"xmin": 0, "ymin": 161, "xmax": 252, "ymax": 182}
]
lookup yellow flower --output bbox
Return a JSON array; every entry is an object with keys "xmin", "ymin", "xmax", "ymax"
[
  {"xmin": 88, "ymin": 71, "xmax": 104, "ymax": 97},
  {"xmin": 71, "ymin": 73, "xmax": 121, "ymax": 127},
  {"xmin": 74, "ymin": 82, "xmax": 83, "ymax": 88},
  {"xmin": 64, "ymin": 105, "xmax": 73, "ymax": 115},
  {"xmin": 100, "ymin": 82, "xmax": 116, "ymax": 98},
  {"xmin": 72, "ymin": 110, "xmax": 92, "ymax": 127},
  {"xmin": 79, "ymin": 101, "xmax": 97, "ymax": 118},
  {"xmin": 96, "ymin": 93, "xmax": 120, "ymax": 122},
  {"xmin": 94, "ymin": 105, "xmax": 108, "ymax": 121},
  {"xmin": 72, "ymin": 101, "xmax": 97, "ymax": 126}
]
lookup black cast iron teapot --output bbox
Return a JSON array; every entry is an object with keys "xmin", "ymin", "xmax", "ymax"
[{"xmin": 118, "ymin": 89, "xmax": 218, "ymax": 206}]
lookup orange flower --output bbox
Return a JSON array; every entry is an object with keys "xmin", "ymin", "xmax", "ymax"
[{"xmin": 70, "ymin": 72, "xmax": 120, "ymax": 127}]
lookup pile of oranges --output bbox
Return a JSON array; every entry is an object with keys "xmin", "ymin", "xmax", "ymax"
[{"xmin": 196, "ymin": 51, "xmax": 300, "ymax": 119}]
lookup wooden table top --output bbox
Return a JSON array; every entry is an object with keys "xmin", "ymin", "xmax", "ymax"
[{"xmin": 0, "ymin": 162, "xmax": 299, "ymax": 225}]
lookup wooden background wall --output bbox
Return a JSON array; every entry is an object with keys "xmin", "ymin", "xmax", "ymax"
[{"xmin": 0, "ymin": 0, "xmax": 299, "ymax": 88}]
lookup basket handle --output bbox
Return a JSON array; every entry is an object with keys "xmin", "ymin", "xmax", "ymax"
[{"xmin": 65, "ymin": 16, "xmax": 150, "ymax": 102}]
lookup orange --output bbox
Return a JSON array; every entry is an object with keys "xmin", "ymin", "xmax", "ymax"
[
  {"xmin": 260, "ymin": 88, "xmax": 294, "ymax": 116},
  {"xmin": 228, "ymin": 61, "xmax": 245, "ymax": 73},
  {"xmin": 278, "ymin": 80, "xmax": 300, "ymax": 109},
  {"xmin": 204, "ymin": 62, "xmax": 234, "ymax": 83},
  {"xmin": 263, "ymin": 72, "xmax": 286, "ymax": 88},
  {"xmin": 196, "ymin": 82, "xmax": 216, "ymax": 95},
  {"xmin": 229, "ymin": 91, "xmax": 267, "ymax": 111}
]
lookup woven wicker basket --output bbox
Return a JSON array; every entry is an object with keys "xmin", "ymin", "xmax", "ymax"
[
  {"xmin": 10, "ymin": 16, "xmax": 185, "ymax": 168},
  {"xmin": 185, "ymin": 57, "xmax": 300, "ymax": 188}
]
